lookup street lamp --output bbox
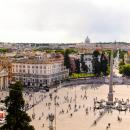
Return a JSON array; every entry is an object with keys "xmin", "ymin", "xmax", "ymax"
[
  {"xmin": 32, "ymin": 85, "xmax": 35, "ymax": 119},
  {"xmin": 49, "ymin": 113, "xmax": 54, "ymax": 130},
  {"xmin": 32, "ymin": 73, "xmax": 37, "ymax": 120},
  {"xmin": 74, "ymin": 85, "xmax": 77, "ymax": 111},
  {"xmin": 54, "ymin": 80, "xmax": 61, "ymax": 130},
  {"xmin": 54, "ymin": 90, "xmax": 57, "ymax": 130}
]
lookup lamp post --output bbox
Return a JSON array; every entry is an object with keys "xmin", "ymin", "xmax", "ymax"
[
  {"xmin": 32, "ymin": 81, "xmax": 35, "ymax": 119},
  {"xmin": 54, "ymin": 80, "xmax": 61, "ymax": 130},
  {"xmin": 74, "ymin": 85, "xmax": 77, "ymax": 111},
  {"xmin": 49, "ymin": 113, "xmax": 54, "ymax": 130},
  {"xmin": 54, "ymin": 87, "xmax": 57, "ymax": 130},
  {"xmin": 32, "ymin": 73, "xmax": 37, "ymax": 119}
]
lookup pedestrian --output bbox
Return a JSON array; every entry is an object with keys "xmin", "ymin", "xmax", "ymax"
[
  {"xmin": 70, "ymin": 113, "xmax": 73, "ymax": 117},
  {"xmin": 108, "ymin": 123, "xmax": 111, "ymax": 128},
  {"xmin": 94, "ymin": 120, "xmax": 96, "ymax": 125}
]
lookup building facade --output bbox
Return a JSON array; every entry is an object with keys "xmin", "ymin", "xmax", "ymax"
[
  {"xmin": 82, "ymin": 54, "xmax": 93, "ymax": 73},
  {"xmin": 12, "ymin": 54, "xmax": 69, "ymax": 88},
  {"xmin": 0, "ymin": 68, "xmax": 8, "ymax": 90},
  {"xmin": 69, "ymin": 54, "xmax": 80, "ymax": 73},
  {"xmin": 0, "ymin": 57, "xmax": 11, "ymax": 90}
]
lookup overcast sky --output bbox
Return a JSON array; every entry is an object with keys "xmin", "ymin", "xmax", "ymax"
[{"xmin": 0, "ymin": 0, "xmax": 130, "ymax": 43}]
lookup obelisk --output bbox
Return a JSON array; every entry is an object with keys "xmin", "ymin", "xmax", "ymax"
[{"xmin": 107, "ymin": 48, "xmax": 114, "ymax": 105}]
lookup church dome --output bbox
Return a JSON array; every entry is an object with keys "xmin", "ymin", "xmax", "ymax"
[{"xmin": 85, "ymin": 36, "xmax": 90, "ymax": 44}]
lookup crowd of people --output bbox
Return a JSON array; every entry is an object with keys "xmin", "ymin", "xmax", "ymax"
[
  {"xmin": 21, "ymin": 84, "xmax": 130, "ymax": 130},
  {"xmin": 0, "ymin": 84, "xmax": 130, "ymax": 130}
]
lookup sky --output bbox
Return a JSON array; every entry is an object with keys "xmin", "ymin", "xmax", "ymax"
[{"xmin": 0, "ymin": 0, "xmax": 130, "ymax": 43}]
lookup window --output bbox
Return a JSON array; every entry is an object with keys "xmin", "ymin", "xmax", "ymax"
[
  {"xmin": 35, "ymin": 79, "xmax": 38, "ymax": 82},
  {"xmin": 40, "ymin": 80, "xmax": 42, "ymax": 83},
  {"xmin": 28, "ymin": 69, "xmax": 30, "ymax": 74},
  {"xmin": 15, "ymin": 77, "xmax": 18, "ymax": 81},
  {"xmin": 40, "ymin": 70, "xmax": 42, "ymax": 74},
  {"xmin": 40, "ymin": 66, "xmax": 42, "ymax": 69}
]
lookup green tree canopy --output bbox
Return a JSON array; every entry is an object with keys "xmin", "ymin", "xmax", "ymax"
[
  {"xmin": 1, "ymin": 81, "xmax": 35, "ymax": 130},
  {"xmin": 75, "ymin": 59, "xmax": 80, "ymax": 73},
  {"xmin": 55, "ymin": 49, "xmax": 65, "ymax": 54},
  {"xmin": 92, "ymin": 50, "xmax": 109, "ymax": 76},
  {"xmin": 0, "ymin": 48, "xmax": 8, "ymax": 53},
  {"xmin": 100, "ymin": 53, "xmax": 108, "ymax": 76},
  {"xmin": 64, "ymin": 49, "xmax": 71, "ymax": 74},
  {"xmin": 119, "ymin": 64, "xmax": 130, "ymax": 76},
  {"xmin": 92, "ymin": 50, "xmax": 101, "ymax": 76},
  {"xmin": 93, "ymin": 49, "xmax": 100, "ymax": 57}
]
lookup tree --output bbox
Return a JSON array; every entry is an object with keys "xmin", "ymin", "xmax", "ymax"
[
  {"xmin": 81, "ymin": 61, "xmax": 88, "ymax": 73},
  {"xmin": 75, "ymin": 59, "xmax": 80, "ymax": 73},
  {"xmin": 119, "ymin": 60, "xmax": 125, "ymax": 66},
  {"xmin": 119, "ymin": 60, "xmax": 125, "ymax": 74},
  {"xmin": 100, "ymin": 53, "xmax": 108, "ymax": 76},
  {"xmin": 119, "ymin": 49, "xmax": 127, "ymax": 59},
  {"xmin": 0, "ymin": 48, "xmax": 8, "ymax": 53},
  {"xmin": 93, "ymin": 49, "xmax": 100, "ymax": 57},
  {"xmin": 55, "ymin": 49, "xmax": 65, "ymax": 55},
  {"xmin": 80, "ymin": 54, "xmax": 84, "ymax": 64},
  {"xmin": 64, "ymin": 48, "xmax": 78, "ymax": 74},
  {"xmin": 64, "ymin": 48, "xmax": 77, "ymax": 54},
  {"xmin": 120, "ymin": 64, "xmax": 130, "ymax": 76},
  {"xmin": 92, "ymin": 50, "xmax": 101, "ymax": 76},
  {"xmin": 1, "ymin": 81, "xmax": 35, "ymax": 130},
  {"xmin": 64, "ymin": 49, "xmax": 71, "ymax": 74}
]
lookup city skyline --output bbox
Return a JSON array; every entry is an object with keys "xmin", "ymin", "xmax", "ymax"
[{"xmin": 0, "ymin": 0, "xmax": 130, "ymax": 43}]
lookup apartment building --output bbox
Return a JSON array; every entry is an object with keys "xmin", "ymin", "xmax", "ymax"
[{"xmin": 12, "ymin": 53, "xmax": 69, "ymax": 87}]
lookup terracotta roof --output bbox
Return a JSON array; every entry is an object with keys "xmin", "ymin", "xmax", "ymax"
[
  {"xmin": 13, "ymin": 58, "xmax": 63, "ymax": 64},
  {"xmin": 128, "ymin": 51, "xmax": 130, "ymax": 56}
]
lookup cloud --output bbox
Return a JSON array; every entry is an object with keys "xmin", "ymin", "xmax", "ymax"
[{"xmin": 0, "ymin": 0, "xmax": 130, "ymax": 42}]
